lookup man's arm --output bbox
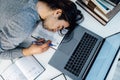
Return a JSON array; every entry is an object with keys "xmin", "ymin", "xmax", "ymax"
[{"xmin": 0, "ymin": 10, "xmax": 38, "ymax": 59}]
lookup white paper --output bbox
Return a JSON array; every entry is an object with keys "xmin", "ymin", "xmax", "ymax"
[
  {"xmin": 0, "ymin": 60, "xmax": 12, "ymax": 74},
  {"xmin": 1, "ymin": 64, "xmax": 27, "ymax": 80},
  {"xmin": 32, "ymin": 22, "xmax": 67, "ymax": 49},
  {"xmin": 34, "ymin": 47, "xmax": 56, "ymax": 66},
  {"xmin": 52, "ymin": 74, "xmax": 66, "ymax": 80},
  {"xmin": 0, "ymin": 76, "xmax": 3, "ymax": 80},
  {"xmin": 15, "ymin": 56, "xmax": 45, "ymax": 80}
]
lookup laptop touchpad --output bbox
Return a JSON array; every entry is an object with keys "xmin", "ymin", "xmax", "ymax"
[{"xmin": 58, "ymin": 38, "xmax": 79, "ymax": 56}]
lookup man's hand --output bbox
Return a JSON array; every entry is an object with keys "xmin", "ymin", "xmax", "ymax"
[{"xmin": 22, "ymin": 39, "xmax": 51, "ymax": 56}]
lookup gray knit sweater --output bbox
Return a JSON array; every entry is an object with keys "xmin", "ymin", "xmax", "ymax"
[{"xmin": 0, "ymin": 0, "xmax": 40, "ymax": 59}]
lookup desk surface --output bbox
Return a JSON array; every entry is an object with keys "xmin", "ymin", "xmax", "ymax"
[{"xmin": 0, "ymin": 0, "xmax": 120, "ymax": 80}]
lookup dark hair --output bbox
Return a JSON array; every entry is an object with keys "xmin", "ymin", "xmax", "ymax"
[{"xmin": 38, "ymin": 0, "xmax": 83, "ymax": 35}]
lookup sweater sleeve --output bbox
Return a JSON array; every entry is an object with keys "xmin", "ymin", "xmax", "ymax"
[{"xmin": 0, "ymin": 8, "xmax": 39, "ymax": 59}]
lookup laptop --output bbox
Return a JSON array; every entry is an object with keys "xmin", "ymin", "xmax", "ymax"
[{"xmin": 48, "ymin": 24, "xmax": 120, "ymax": 80}]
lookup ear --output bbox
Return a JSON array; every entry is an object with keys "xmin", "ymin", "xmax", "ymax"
[{"xmin": 53, "ymin": 9, "xmax": 62, "ymax": 18}]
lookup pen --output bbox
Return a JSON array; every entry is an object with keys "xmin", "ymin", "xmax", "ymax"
[
  {"xmin": 31, "ymin": 36, "xmax": 55, "ymax": 46},
  {"xmin": 32, "ymin": 41, "xmax": 55, "ymax": 46},
  {"xmin": 31, "ymin": 36, "xmax": 39, "ymax": 40}
]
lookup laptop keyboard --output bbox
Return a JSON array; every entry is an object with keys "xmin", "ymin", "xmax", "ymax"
[{"xmin": 64, "ymin": 33, "xmax": 98, "ymax": 77}]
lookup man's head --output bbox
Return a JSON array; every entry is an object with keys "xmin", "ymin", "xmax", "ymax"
[{"xmin": 37, "ymin": 0, "xmax": 82, "ymax": 32}]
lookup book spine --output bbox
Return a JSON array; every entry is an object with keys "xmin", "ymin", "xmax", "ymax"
[
  {"xmin": 98, "ymin": 0, "xmax": 114, "ymax": 10},
  {"xmin": 86, "ymin": 0, "xmax": 109, "ymax": 21},
  {"xmin": 82, "ymin": 0, "xmax": 90, "ymax": 4},
  {"xmin": 76, "ymin": 0, "xmax": 107, "ymax": 25},
  {"xmin": 105, "ymin": 0, "xmax": 117, "ymax": 6},
  {"xmin": 106, "ymin": 0, "xmax": 120, "ymax": 6},
  {"xmin": 107, "ymin": 4, "xmax": 120, "ymax": 19},
  {"xmin": 91, "ymin": 0, "xmax": 111, "ymax": 14}
]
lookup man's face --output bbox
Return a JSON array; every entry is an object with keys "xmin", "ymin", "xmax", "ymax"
[{"xmin": 42, "ymin": 15, "xmax": 69, "ymax": 32}]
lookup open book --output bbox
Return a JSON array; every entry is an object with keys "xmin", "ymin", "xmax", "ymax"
[
  {"xmin": 0, "ymin": 56, "xmax": 45, "ymax": 80},
  {"xmin": 31, "ymin": 22, "xmax": 68, "ymax": 49}
]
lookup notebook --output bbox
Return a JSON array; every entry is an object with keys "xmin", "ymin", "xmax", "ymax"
[{"xmin": 48, "ymin": 24, "xmax": 120, "ymax": 80}]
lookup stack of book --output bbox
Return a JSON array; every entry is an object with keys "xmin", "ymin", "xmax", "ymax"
[{"xmin": 76, "ymin": 0, "xmax": 120, "ymax": 25}]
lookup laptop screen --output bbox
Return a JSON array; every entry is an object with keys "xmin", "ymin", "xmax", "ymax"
[{"xmin": 86, "ymin": 33, "xmax": 120, "ymax": 80}]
